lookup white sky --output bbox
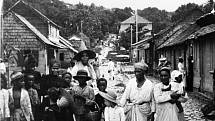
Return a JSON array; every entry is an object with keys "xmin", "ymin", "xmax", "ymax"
[{"xmin": 61, "ymin": 0, "xmax": 207, "ymax": 12}]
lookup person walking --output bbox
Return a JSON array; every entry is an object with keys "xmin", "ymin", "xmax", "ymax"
[
  {"xmin": 153, "ymin": 67, "xmax": 180, "ymax": 121},
  {"xmin": 120, "ymin": 62, "xmax": 155, "ymax": 121},
  {"xmin": 107, "ymin": 59, "xmax": 115, "ymax": 81},
  {"xmin": 9, "ymin": 71, "xmax": 34, "ymax": 121}
]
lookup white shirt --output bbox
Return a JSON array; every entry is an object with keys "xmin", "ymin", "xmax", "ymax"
[
  {"xmin": 0, "ymin": 89, "xmax": 10, "ymax": 118},
  {"xmin": 0, "ymin": 62, "xmax": 6, "ymax": 74},
  {"xmin": 120, "ymin": 77, "xmax": 155, "ymax": 112},
  {"xmin": 178, "ymin": 62, "xmax": 184, "ymax": 73},
  {"xmin": 69, "ymin": 61, "xmax": 96, "ymax": 80},
  {"xmin": 104, "ymin": 106, "xmax": 125, "ymax": 121}
]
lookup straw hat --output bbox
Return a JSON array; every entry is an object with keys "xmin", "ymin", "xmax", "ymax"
[
  {"xmin": 73, "ymin": 50, "xmax": 96, "ymax": 61},
  {"xmin": 99, "ymin": 90, "xmax": 117, "ymax": 104},
  {"xmin": 73, "ymin": 70, "xmax": 91, "ymax": 81}
]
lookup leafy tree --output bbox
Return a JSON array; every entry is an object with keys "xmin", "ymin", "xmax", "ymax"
[{"xmin": 171, "ymin": 3, "xmax": 201, "ymax": 23}]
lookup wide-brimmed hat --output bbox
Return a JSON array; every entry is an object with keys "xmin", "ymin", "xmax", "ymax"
[
  {"xmin": 99, "ymin": 90, "xmax": 117, "ymax": 104},
  {"xmin": 10, "ymin": 71, "xmax": 24, "ymax": 83},
  {"xmin": 73, "ymin": 70, "xmax": 91, "ymax": 81},
  {"xmin": 73, "ymin": 50, "xmax": 96, "ymax": 61}
]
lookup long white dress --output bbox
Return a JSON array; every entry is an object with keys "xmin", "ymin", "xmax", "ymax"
[
  {"xmin": 154, "ymin": 83, "xmax": 179, "ymax": 121},
  {"xmin": 120, "ymin": 77, "xmax": 155, "ymax": 121}
]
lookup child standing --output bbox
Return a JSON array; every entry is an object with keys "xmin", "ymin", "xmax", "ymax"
[
  {"xmin": 99, "ymin": 90, "xmax": 125, "ymax": 121},
  {"xmin": 170, "ymin": 70, "xmax": 186, "ymax": 113},
  {"xmin": 95, "ymin": 78, "xmax": 107, "ymax": 121}
]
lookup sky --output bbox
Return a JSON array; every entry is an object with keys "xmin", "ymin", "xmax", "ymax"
[{"xmin": 61, "ymin": 0, "xmax": 207, "ymax": 12}]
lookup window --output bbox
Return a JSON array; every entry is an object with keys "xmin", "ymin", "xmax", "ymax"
[{"xmin": 60, "ymin": 53, "xmax": 64, "ymax": 61}]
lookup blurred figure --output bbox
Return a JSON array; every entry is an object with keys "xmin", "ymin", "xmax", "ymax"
[
  {"xmin": 95, "ymin": 78, "xmax": 107, "ymax": 121},
  {"xmin": 0, "ymin": 58, "xmax": 6, "ymax": 74},
  {"xmin": 70, "ymin": 70, "xmax": 95, "ymax": 121},
  {"xmin": 0, "ymin": 74, "xmax": 10, "ymax": 121},
  {"xmin": 25, "ymin": 74, "xmax": 40, "ymax": 121},
  {"xmin": 44, "ymin": 87, "xmax": 61, "ymax": 121},
  {"xmin": 107, "ymin": 59, "xmax": 115, "ymax": 81}
]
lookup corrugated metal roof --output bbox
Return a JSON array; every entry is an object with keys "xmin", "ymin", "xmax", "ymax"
[
  {"xmin": 121, "ymin": 15, "xmax": 152, "ymax": 24},
  {"xmin": 14, "ymin": 12, "xmax": 65, "ymax": 48}
]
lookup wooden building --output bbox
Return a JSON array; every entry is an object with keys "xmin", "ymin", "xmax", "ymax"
[
  {"xmin": 187, "ymin": 12, "xmax": 215, "ymax": 98},
  {"xmin": 3, "ymin": 0, "xmax": 77, "ymax": 74},
  {"xmin": 155, "ymin": 9, "xmax": 203, "ymax": 90}
]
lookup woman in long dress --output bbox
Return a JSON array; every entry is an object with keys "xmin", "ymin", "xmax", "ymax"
[{"xmin": 154, "ymin": 67, "xmax": 180, "ymax": 121}]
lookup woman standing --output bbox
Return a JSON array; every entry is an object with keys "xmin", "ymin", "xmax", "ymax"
[
  {"xmin": 153, "ymin": 67, "xmax": 180, "ymax": 121},
  {"xmin": 69, "ymin": 50, "xmax": 97, "ymax": 87},
  {"xmin": 9, "ymin": 71, "xmax": 34, "ymax": 121}
]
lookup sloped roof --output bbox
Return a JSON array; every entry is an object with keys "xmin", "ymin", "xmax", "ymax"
[
  {"xmin": 121, "ymin": 15, "xmax": 152, "ymax": 24},
  {"xmin": 14, "ymin": 12, "xmax": 65, "ymax": 48},
  {"xmin": 7, "ymin": 0, "xmax": 60, "ymax": 28},
  {"xmin": 59, "ymin": 36, "xmax": 78, "ymax": 53},
  {"xmin": 157, "ymin": 23, "xmax": 200, "ymax": 49},
  {"xmin": 132, "ymin": 36, "xmax": 152, "ymax": 47},
  {"xmin": 187, "ymin": 24, "xmax": 215, "ymax": 40}
]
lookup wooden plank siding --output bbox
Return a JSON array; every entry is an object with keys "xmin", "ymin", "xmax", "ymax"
[
  {"xmin": 193, "ymin": 34, "xmax": 215, "ymax": 97},
  {"xmin": 3, "ymin": 12, "xmax": 44, "ymax": 50},
  {"xmin": 11, "ymin": 5, "xmax": 49, "ymax": 37}
]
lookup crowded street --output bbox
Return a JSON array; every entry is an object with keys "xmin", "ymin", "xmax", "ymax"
[
  {"xmin": 1, "ymin": 0, "xmax": 215, "ymax": 121},
  {"xmin": 99, "ymin": 62, "xmax": 210, "ymax": 121}
]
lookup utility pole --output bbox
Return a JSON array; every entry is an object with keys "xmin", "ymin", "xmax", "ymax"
[
  {"xmin": 0, "ymin": 0, "xmax": 3, "ymax": 89},
  {"xmin": 135, "ymin": 9, "xmax": 138, "ymax": 43},
  {"xmin": 80, "ymin": 20, "xmax": 83, "ymax": 33},
  {"xmin": 130, "ymin": 24, "xmax": 133, "ymax": 62}
]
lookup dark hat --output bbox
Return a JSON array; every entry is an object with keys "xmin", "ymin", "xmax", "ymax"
[
  {"xmin": 73, "ymin": 70, "xmax": 91, "ymax": 81},
  {"xmin": 10, "ymin": 71, "xmax": 24, "ymax": 83},
  {"xmin": 73, "ymin": 50, "xmax": 96, "ymax": 61}
]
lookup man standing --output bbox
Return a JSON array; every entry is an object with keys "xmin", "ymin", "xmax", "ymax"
[{"xmin": 120, "ymin": 62, "xmax": 155, "ymax": 121}]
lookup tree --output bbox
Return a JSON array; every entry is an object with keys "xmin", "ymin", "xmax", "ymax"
[{"xmin": 171, "ymin": 3, "xmax": 201, "ymax": 23}]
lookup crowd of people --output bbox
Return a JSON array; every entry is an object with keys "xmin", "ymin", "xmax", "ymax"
[{"xmin": 0, "ymin": 48, "xmax": 189, "ymax": 121}]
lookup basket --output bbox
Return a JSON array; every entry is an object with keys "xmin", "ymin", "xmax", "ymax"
[{"xmin": 84, "ymin": 102, "xmax": 101, "ymax": 121}]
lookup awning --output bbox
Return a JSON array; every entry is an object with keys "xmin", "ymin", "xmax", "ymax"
[{"xmin": 59, "ymin": 36, "xmax": 78, "ymax": 53}]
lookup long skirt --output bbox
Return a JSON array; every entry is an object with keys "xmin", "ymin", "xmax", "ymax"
[{"xmin": 124, "ymin": 103, "xmax": 151, "ymax": 121}]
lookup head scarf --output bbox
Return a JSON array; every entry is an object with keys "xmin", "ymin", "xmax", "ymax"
[{"xmin": 134, "ymin": 62, "xmax": 148, "ymax": 71}]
